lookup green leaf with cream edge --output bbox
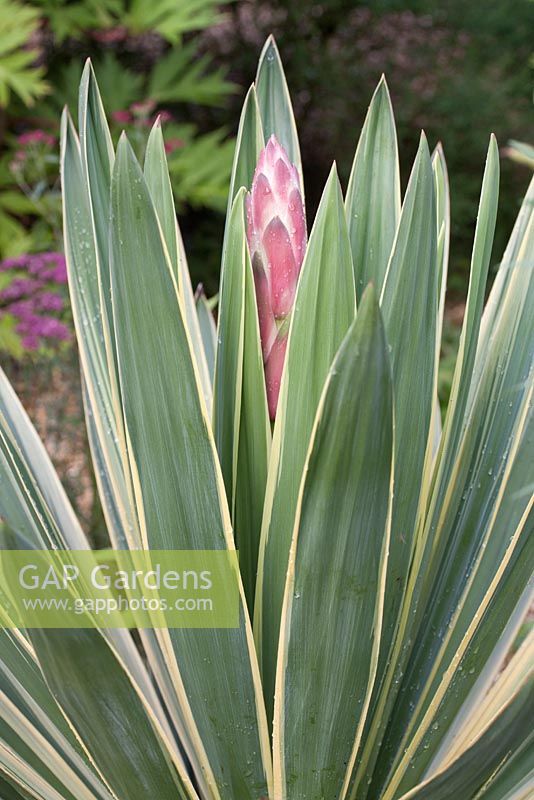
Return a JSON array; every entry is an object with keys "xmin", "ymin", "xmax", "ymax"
[
  {"xmin": 273, "ymin": 287, "xmax": 393, "ymax": 800},
  {"xmin": 255, "ymin": 164, "xmax": 356, "ymax": 724}
]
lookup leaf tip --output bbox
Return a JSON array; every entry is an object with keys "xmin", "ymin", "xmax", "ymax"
[
  {"xmin": 370, "ymin": 73, "xmax": 393, "ymax": 114},
  {"xmin": 416, "ymin": 130, "xmax": 432, "ymax": 166},
  {"xmin": 360, "ymin": 281, "xmax": 379, "ymax": 312},
  {"xmin": 116, "ymin": 131, "xmax": 134, "ymax": 163},
  {"xmin": 244, "ymin": 82, "xmax": 257, "ymax": 102},
  {"xmin": 81, "ymin": 57, "xmax": 95, "ymax": 85},
  {"xmin": 258, "ymin": 33, "xmax": 281, "ymax": 71},
  {"xmin": 377, "ymin": 73, "xmax": 390, "ymax": 94},
  {"xmin": 153, "ymin": 114, "xmax": 162, "ymax": 129},
  {"xmin": 325, "ymin": 161, "xmax": 343, "ymax": 197}
]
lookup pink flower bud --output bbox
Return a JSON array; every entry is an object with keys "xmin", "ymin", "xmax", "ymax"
[
  {"xmin": 264, "ymin": 331, "xmax": 288, "ymax": 420},
  {"xmin": 246, "ymin": 135, "xmax": 306, "ymax": 419}
]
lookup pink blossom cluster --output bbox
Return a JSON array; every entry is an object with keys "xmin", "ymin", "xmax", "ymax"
[
  {"xmin": 0, "ymin": 253, "xmax": 71, "ymax": 351},
  {"xmin": 17, "ymin": 131, "xmax": 56, "ymax": 147},
  {"xmin": 111, "ymin": 104, "xmax": 183, "ymax": 154},
  {"xmin": 11, "ymin": 130, "xmax": 57, "ymax": 170}
]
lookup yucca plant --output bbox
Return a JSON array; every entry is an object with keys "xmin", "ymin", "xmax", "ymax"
[{"xmin": 0, "ymin": 36, "xmax": 533, "ymax": 800}]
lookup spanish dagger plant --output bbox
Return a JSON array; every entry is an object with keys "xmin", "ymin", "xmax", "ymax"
[{"xmin": 0, "ymin": 33, "xmax": 533, "ymax": 800}]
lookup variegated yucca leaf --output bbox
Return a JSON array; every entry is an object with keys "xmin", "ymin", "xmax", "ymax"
[{"xmin": 0, "ymin": 36, "xmax": 532, "ymax": 800}]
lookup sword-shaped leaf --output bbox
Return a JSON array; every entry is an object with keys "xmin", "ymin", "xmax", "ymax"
[
  {"xmin": 369, "ymin": 139, "xmax": 532, "ymax": 800},
  {"xmin": 144, "ymin": 121, "xmax": 212, "ymax": 412},
  {"xmin": 274, "ymin": 288, "xmax": 393, "ymax": 800},
  {"xmin": 213, "ymin": 189, "xmax": 270, "ymax": 609},
  {"xmin": 375, "ymin": 133, "xmax": 437, "ymax": 678},
  {"xmin": 396, "ymin": 637, "xmax": 534, "ymax": 800},
  {"xmin": 345, "ymin": 76, "xmax": 401, "ymax": 300},
  {"xmin": 227, "ymin": 84, "xmax": 264, "ymax": 211},
  {"xmin": 255, "ymin": 164, "xmax": 355, "ymax": 722},
  {"xmin": 255, "ymin": 36, "xmax": 303, "ymax": 196},
  {"xmin": 110, "ymin": 136, "xmax": 272, "ymax": 799},
  {"xmin": 196, "ymin": 290, "xmax": 217, "ymax": 385},
  {"xmin": 352, "ymin": 138, "xmax": 438, "ymax": 790}
]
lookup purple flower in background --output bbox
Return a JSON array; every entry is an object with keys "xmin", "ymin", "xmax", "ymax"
[
  {"xmin": 8, "ymin": 300, "xmax": 34, "ymax": 320},
  {"xmin": 40, "ymin": 265, "xmax": 68, "ymax": 282},
  {"xmin": 26, "ymin": 252, "xmax": 67, "ymax": 281},
  {"xmin": 37, "ymin": 292, "xmax": 64, "ymax": 312},
  {"xmin": 21, "ymin": 334, "xmax": 40, "ymax": 351},
  {"xmin": 20, "ymin": 315, "xmax": 70, "ymax": 340},
  {"xmin": 0, "ymin": 277, "xmax": 45, "ymax": 302},
  {"xmin": 0, "ymin": 256, "xmax": 26, "ymax": 271},
  {"xmin": 0, "ymin": 252, "xmax": 71, "ymax": 355}
]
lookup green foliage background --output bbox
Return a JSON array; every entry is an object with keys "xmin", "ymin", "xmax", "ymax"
[
  {"xmin": 1, "ymin": 0, "xmax": 532, "ymax": 295},
  {"xmin": 0, "ymin": 0, "xmax": 235, "ymax": 277},
  {"xmin": 212, "ymin": 0, "xmax": 533, "ymax": 292}
]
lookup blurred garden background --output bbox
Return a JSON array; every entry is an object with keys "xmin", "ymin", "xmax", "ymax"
[{"xmin": 0, "ymin": 0, "xmax": 532, "ymax": 542}]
